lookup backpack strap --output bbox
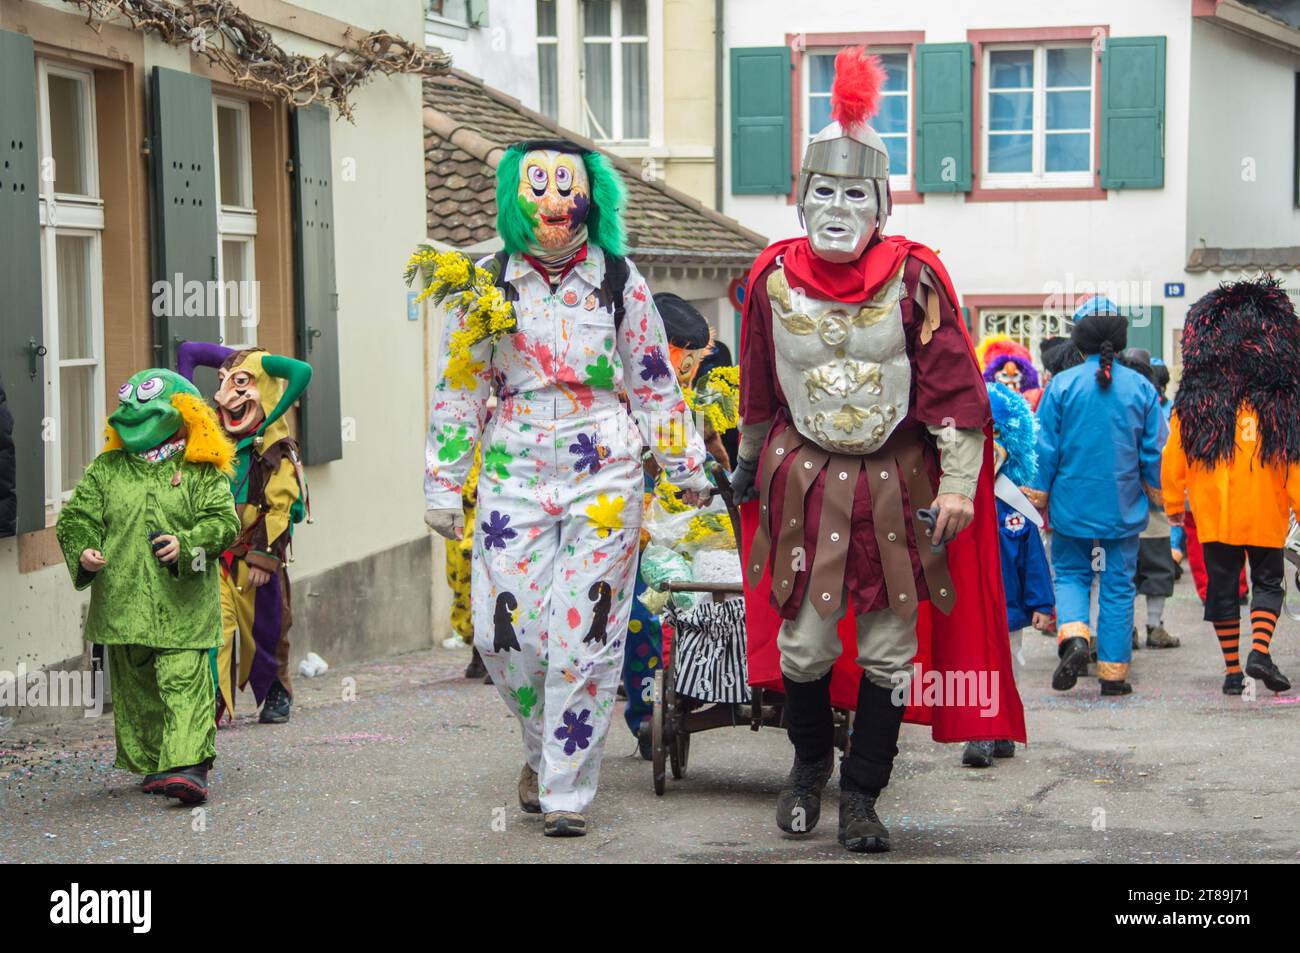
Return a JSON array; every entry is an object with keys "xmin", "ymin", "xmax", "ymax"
[
  {"xmin": 488, "ymin": 250, "xmax": 519, "ymax": 304},
  {"xmin": 601, "ymin": 253, "xmax": 629, "ymax": 332}
]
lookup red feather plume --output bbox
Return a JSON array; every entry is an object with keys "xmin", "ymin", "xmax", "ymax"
[{"xmin": 830, "ymin": 46, "xmax": 886, "ymax": 130}]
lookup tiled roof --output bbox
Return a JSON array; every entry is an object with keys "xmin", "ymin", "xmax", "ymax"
[
  {"xmin": 1186, "ymin": 246, "xmax": 1300, "ymax": 272},
  {"xmin": 423, "ymin": 71, "xmax": 766, "ymax": 269}
]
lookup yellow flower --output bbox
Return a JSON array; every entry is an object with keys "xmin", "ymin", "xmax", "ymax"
[
  {"xmin": 584, "ymin": 493, "xmax": 626, "ymax": 538},
  {"xmin": 686, "ymin": 365, "xmax": 740, "ymax": 434},
  {"xmin": 683, "ymin": 513, "xmax": 733, "ymax": 546},
  {"xmin": 654, "ymin": 478, "xmax": 690, "ymax": 514},
  {"xmin": 443, "ymin": 350, "xmax": 485, "ymax": 392}
]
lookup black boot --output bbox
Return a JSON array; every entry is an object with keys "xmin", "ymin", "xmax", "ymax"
[
  {"xmin": 961, "ymin": 740, "xmax": 994, "ymax": 767},
  {"xmin": 992, "ymin": 739, "xmax": 1016, "ymax": 759},
  {"xmin": 1245, "ymin": 650, "xmax": 1291, "ymax": 693},
  {"xmin": 161, "ymin": 765, "xmax": 209, "ymax": 804},
  {"xmin": 775, "ymin": 751, "xmax": 834, "ymax": 834},
  {"xmin": 1222, "ymin": 672, "xmax": 1245, "ymax": 695},
  {"xmin": 776, "ymin": 673, "xmax": 834, "ymax": 834},
  {"xmin": 259, "ymin": 680, "xmax": 292, "ymax": 724},
  {"xmin": 838, "ymin": 788, "xmax": 891, "ymax": 853},
  {"xmin": 838, "ymin": 675, "xmax": 904, "ymax": 852},
  {"xmin": 464, "ymin": 647, "xmax": 487, "ymax": 680},
  {"xmin": 1052, "ymin": 637, "xmax": 1090, "ymax": 691}
]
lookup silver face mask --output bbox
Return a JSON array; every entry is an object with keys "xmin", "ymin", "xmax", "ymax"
[{"xmin": 802, "ymin": 173, "xmax": 880, "ymax": 264}]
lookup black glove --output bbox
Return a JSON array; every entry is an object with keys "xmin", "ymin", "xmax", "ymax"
[{"xmin": 730, "ymin": 457, "xmax": 759, "ymax": 503}]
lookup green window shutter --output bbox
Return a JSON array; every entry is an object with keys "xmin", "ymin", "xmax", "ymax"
[
  {"xmin": 730, "ymin": 47, "xmax": 791, "ymax": 195},
  {"xmin": 1100, "ymin": 36, "xmax": 1165, "ymax": 189},
  {"xmin": 915, "ymin": 42, "xmax": 972, "ymax": 193},
  {"xmin": 0, "ymin": 30, "xmax": 45, "ymax": 535},
  {"xmin": 960, "ymin": 306, "xmax": 973, "ymax": 335},
  {"xmin": 291, "ymin": 105, "xmax": 342, "ymax": 465},
  {"xmin": 149, "ymin": 67, "xmax": 220, "ymax": 371},
  {"xmin": 1121, "ymin": 304, "xmax": 1164, "ymax": 359}
]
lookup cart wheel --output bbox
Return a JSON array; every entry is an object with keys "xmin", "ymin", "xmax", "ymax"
[
  {"xmin": 651, "ymin": 669, "xmax": 667, "ymax": 796},
  {"xmin": 670, "ymin": 731, "xmax": 690, "ymax": 779}
]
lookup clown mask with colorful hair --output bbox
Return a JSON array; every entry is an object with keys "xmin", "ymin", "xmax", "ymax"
[
  {"xmin": 975, "ymin": 334, "xmax": 1040, "ymax": 394},
  {"xmin": 496, "ymin": 138, "xmax": 627, "ymax": 267}
]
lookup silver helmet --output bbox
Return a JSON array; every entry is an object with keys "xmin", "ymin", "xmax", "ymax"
[{"xmin": 796, "ymin": 49, "xmax": 892, "ymax": 263}]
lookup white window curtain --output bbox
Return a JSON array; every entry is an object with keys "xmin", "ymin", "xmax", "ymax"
[
  {"xmin": 213, "ymin": 98, "xmax": 258, "ymax": 349},
  {"xmin": 37, "ymin": 60, "xmax": 105, "ymax": 511}
]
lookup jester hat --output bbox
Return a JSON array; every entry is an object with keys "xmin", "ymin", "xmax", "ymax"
[
  {"xmin": 176, "ymin": 342, "xmax": 313, "ymax": 451},
  {"xmin": 496, "ymin": 138, "xmax": 628, "ymax": 257},
  {"xmin": 104, "ymin": 368, "xmax": 235, "ymax": 475}
]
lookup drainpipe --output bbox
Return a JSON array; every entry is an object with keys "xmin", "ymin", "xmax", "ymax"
[{"xmin": 714, "ymin": 0, "xmax": 725, "ymax": 211}]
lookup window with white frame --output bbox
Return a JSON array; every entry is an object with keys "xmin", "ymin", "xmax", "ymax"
[
  {"xmin": 979, "ymin": 309, "xmax": 1074, "ymax": 366},
  {"xmin": 805, "ymin": 49, "xmax": 911, "ymax": 189},
  {"xmin": 581, "ymin": 0, "xmax": 649, "ymax": 142},
  {"xmin": 36, "ymin": 60, "xmax": 105, "ymax": 510},
  {"xmin": 984, "ymin": 44, "xmax": 1093, "ymax": 187},
  {"xmin": 538, "ymin": 0, "xmax": 559, "ymax": 119},
  {"xmin": 212, "ymin": 97, "xmax": 258, "ymax": 349},
  {"xmin": 426, "ymin": 0, "xmax": 470, "ymax": 25},
  {"xmin": 536, "ymin": 1, "xmax": 659, "ymax": 146}
]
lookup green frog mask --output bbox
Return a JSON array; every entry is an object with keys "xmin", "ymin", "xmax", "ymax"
[{"xmin": 108, "ymin": 369, "xmax": 202, "ymax": 453}]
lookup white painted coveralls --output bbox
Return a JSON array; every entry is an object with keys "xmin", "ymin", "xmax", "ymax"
[{"xmin": 425, "ymin": 246, "xmax": 709, "ymax": 813}]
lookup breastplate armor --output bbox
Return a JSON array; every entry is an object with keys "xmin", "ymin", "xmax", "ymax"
[{"xmin": 767, "ymin": 261, "xmax": 910, "ymax": 454}]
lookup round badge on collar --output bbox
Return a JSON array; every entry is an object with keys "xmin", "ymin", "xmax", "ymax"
[{"xmin": 563, "ymin": 289, "xmax": 579, "ymax": 307}]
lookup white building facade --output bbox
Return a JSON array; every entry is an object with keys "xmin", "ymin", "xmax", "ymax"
[
  {"xmin": 722, "ymin": 0, "xmax": 1300, "ymax": 370},
  {"xmin": 1, "ymin": 0, "xmax": 434, "ymax": 719}
]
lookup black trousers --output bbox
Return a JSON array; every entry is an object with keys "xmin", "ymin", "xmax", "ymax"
[
  {"xmin": 1135, "ymin": 537, "xmax": 1176, "ymax": 597},
  {"xmin": 1202, "ymin": 542, "xmax": 1283, "ymax": 622}
]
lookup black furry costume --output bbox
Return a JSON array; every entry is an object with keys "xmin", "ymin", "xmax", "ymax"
[{"xmin": 1174, "ymin": 277, "xmax": 1300, "ymax": 468}]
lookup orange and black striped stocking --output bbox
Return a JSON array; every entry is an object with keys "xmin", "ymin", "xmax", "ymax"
[
  {"xmin": 1212, "ymin": 619, "xmax": 1242, "ymax": 674},
  {"xmin": 1251, "ymin": 608, "xmax": 1279, "ymax": 655}
]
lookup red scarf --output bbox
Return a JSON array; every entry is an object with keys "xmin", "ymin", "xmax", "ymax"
[{"xmin": 749, "ymin": 235, "xmax": 911, "ymax": 304}]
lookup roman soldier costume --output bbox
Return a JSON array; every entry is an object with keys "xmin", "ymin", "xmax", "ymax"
[{"xmin": 733, "ymin": 48, "xmax": 1025, "ymax": 853}]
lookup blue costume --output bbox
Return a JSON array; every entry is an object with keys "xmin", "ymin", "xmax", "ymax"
[
  {"xmin": 963, "ymin": 382, "xmax": 1052, "ymax": 767},
  {"xmin": 996, "ymin": 497, "xmax": 1054, "ymax": 632},
  {"xmin": 1030, "ymin": 298, "xmax": 1167, "ymax": 692},
  {"xmin": 986, "ymin": 382, "xmax": 1054, "ymax": 634}
]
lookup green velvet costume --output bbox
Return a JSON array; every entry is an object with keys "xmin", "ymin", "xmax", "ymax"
[{"xmin": 55, "ymin": 369, "xmax": 240, "ymax": 776}]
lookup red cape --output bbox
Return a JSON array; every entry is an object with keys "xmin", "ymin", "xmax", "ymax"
[{"xmin": 740, "ymin": 237, "xmax": 1027, "ymax": 744}]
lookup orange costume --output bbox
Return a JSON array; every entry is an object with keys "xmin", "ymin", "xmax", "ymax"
[
  {"xmin": 1162, "ymin": 409, "xmax": 1300, "ymax": 548},
  {"xmin": 1163, "ymin": 275, "xmax": 1300, "ymax": 695}
]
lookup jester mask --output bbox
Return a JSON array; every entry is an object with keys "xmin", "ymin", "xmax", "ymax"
[
  {"xmin": 176, "ymin": 342, "xmax": 312, "ymax": 452},
  {"xmin": 497, "ymin": 138, "xmax": 627, "ymax": 262}
]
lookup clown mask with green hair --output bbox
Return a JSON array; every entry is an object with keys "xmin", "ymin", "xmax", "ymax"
[{"xmin": 496, "ymin": 138, "xmax": 627, "ymax": 263}]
